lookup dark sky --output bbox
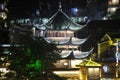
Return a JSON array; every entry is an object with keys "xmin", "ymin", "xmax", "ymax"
[
  {"xmin": 7, "ymin": 0, "xmax": 39, "ymax": 18},
  {"xmin": 6, "ymin": 0, "xmax": 108, "ymax": 18},
  {"xmin": 6, "ymin": 0, "xmax": 88, "ymax": 18},
  {"xmin": 7, "ymin": 0, "xmax": 59, "ymax": 17}
]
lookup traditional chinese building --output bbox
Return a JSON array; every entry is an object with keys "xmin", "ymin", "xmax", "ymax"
[{"xmin": 1, "ymin": 1, "xmax": 120, "ymax": 79}]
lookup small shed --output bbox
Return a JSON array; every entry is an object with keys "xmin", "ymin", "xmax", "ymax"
[{"xmin": 76, "ymin": 59, "xmax": 101, "ymax": 80}]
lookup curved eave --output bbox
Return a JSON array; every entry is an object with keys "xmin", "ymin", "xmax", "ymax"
[
  {"xmin": 60, "ymin": 50, "xmax": 72, "ymax": 58},
  {"xmin": 59, "ymin": 48, "xmax": 94, "ymax": 59},
  {"xmin": 71, "ymin": 37, "xmax": 88, "ymax": 45},
  {"xmin": 44, "ymin": 9, "xmax": 88, "ymax": 31},
  {"xmin": 36, "ymin": 24, "xmax": 46, "ymax": 30},
  {"xmin": 44, "ymin": 36, "xmax": 88, "ymax": 45},
  {"xmin": 44, "ymin": 37, "xmax": 71, "ymax": 45},
  {"xmin": 74, "ymin": 48, "xmax": 94, "ymax": 59}
]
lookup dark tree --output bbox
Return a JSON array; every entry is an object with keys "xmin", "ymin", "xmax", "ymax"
[{"xmin": 5, "ymin": 25, "xmax": 66, "ymax": 80}]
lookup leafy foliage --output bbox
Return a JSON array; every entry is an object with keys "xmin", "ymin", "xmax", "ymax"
[{"xmin": 5, "ymin": 27, "xmax": 66, "ymax": 80}]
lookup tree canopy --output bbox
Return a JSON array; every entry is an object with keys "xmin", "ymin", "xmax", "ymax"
[{"xmin": 5, "ymin": 25, "xmax": 66, "ymax": 80}]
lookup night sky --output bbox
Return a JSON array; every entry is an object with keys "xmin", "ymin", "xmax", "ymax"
[
  {"xmin": 7, "ymin": 0, "xmax": 39, "ymax": 18},
  {"xmin": 4, "ymin": 0, "xmax": 108, "ymax": 19},
  {"xmin": 6, "ymin": 0, "xmax": 89, "ymax": 18}
]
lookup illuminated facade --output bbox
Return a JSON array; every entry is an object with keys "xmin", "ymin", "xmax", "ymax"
[
  {"xmin": 31, "ymin": 5, "xmax": 94, "ymax": 79},
  {"xmin": 107, "ymin": 0, "xmax": 120, "ymax": 19},
  {"xmin": 7, "ymin": 3, "xmax": 120, "ymax": 80},
  {"xmin": 32, "ymin": 4, "xmax": 90, "ymax": 67}
]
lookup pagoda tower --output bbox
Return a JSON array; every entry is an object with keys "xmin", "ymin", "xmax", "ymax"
[{"xmin": 36, "ymin": 3, "xmax": 93, "ymax": 59}]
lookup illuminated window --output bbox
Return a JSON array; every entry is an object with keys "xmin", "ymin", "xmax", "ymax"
[
  {"xmin": 102, "ymin": 65, "xmax": 116, "ymax": 77},
  {"xmin": 45, "ymin": 30, "xmax": 74, "ymax": 37},
  {"xmin": 103, "ymin": 65, "xmax": 109, "ymax": 73},
  {"xmin": 71, "ymin": 60, "xmax": 83, "ymax": 68},
  {"xmin": 0, "ymin": 4, "xmax": 5, "ymax": 10},
  {"xmin": 0, "ymin": 12, "xmax": 7, "ymax": 20},
  {"xmin": 88, "ymin": 68, "xmax": 100, "ymax": 80},
  {"xmin": 108, "ymin": 7, "xmax": 117, "ymax": 14},
  {"xmin": 109, "ymin": 0, "xmax": 119, "ymax": 5}
]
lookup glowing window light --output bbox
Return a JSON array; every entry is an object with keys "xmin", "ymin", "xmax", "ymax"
[
  {"xmin": 88, "ymin": 68, "xmax": 100, "ymax": 74},
  {"xmin": 54, "ymin": 71, "xmax": 79, "ymax": 74},
  {"xmin": 71, "ymin": 60, "xmax": 83, "ymax": 68},
  {"xmin": 108, "ymin": 8, "xmax": 117, "ymax": 14},
  {"xmin": 103, "ymin": 65, "xmax": 108, "ymax": 73},
  {"xmin": 71, "ymin": 8, "xmax": 78, "ymax": 15},
  {"xmin": 112, "ymin": 0, "xmax": 119, "ymax": 4},
  {"xmin": 0, "ymin": 68, "xmax": 7, "ymax": 72},
  {"xmin": 0, "ymin": 12, "xmax": 7, "ymax": 20},
  {"xmin": 0, "ymin": 68, "xmax": 10, "ymax": 75},
  {"xmin": 0, "ymin": 4, "xmax": 5, "ymax": 10},
  {"xmin": 64, "ymin": 62, "xmax": 68, "ymax": 66},
  {"xmin": 109, "ymin": 0, "xmax": 119, "ymax": 5}
]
